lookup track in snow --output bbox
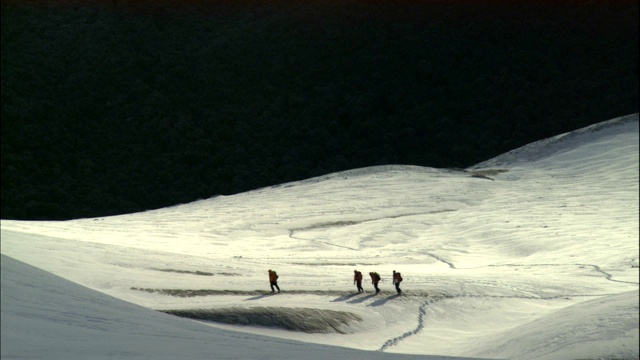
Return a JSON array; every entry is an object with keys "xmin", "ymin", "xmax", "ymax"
[{"xmin": 378, "ymin": 300, "xmax": 429, "ymax": 352}]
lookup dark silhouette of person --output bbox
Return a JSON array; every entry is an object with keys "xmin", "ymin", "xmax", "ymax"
[
  {"xmin": 369, "ymin": 271, "xmax": 381, "ymax": 294},
  {"xmin": 354, "ymin": 270, "xmax": 364, "ymax": 293},
  {"xmin": 393, "ymin": 270, "xmax": 402, "ymax": 294},
  {"xmin": 268, "ymin": 269, "xmax": 280, "ymax": 293}
]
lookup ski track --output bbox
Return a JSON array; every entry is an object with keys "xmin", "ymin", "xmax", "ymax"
[
  {"xmin": 425, "ymin": 252, "xmax": 456, "ymax": 269},
  {"xmin": 585, "ymin": 264, "xmax": 639, "ymax": 285},
  {"xmin": 479, "ymin": 263, "xmax": 639, "ymax": 285},
  {"xmin": 288, "ymin": 229, "xmax": 360, "ymax": 251},
  {"xmin": 419, "ymin": 257, "xmax": 639, "ymax": 285},
  {"xmin": 287, "ymin": 210, "xmax": 458, "ymax": 252}
]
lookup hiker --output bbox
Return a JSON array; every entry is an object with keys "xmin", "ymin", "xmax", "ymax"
[
  {"xmin": 354, "ymin": 270, "xmax": 364, "ymax": 293},
  {"xmin": 268, "ymin": 269, "xmax": 280, "ymax": 293},
  {"xmin": 369, "ymin": 271, "xmax": 381, "ymax": 294},
  {"xmin": 392, "ymin": 270, "xmax": 403, "ymax": 294}
]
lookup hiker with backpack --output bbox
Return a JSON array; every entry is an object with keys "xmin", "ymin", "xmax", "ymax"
[
  {"xmin": 369, "ymin": 271, "xmax": 381, "ymax": 294},
  {"xmin": 354, "ymin": 270, "xmax": 364, "ymax": 293},
  {"xmin": 268, "ymin": 269, "xmax": 280, "ymax": 293},
  {"xmin": 393, "ymin": 270, "xmax": 403, "ymax": 294}
]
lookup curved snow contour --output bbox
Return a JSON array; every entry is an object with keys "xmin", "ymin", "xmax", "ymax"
[
  {"xmin": 466, "ymin": 290, "xmax": 639, "ymax": 360},
  {"xmin": 161, "ymin": 307, "xmax": 363, "ymax": 334}
]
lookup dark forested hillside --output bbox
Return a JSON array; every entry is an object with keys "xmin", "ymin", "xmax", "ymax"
[{"xmin": 2, "ymin": 0, "xmax": 638, "ymax": 220}]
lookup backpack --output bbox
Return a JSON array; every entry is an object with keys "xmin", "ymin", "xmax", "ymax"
[
  {"xmin": 396, "ymin": 273, "xmax": 402, "ymax": 282},
  {"xmin": 274, "ymin": 272, "xmax": 279, "ymax": 280},
  {"xmin": 373, "ymin": 272, "xmax": 381, "ymax": 281}
]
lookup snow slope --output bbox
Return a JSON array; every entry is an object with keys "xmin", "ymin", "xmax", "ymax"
[{"xmin": 1, "ymin": 113, "xmax": 638, "ymax": 359}]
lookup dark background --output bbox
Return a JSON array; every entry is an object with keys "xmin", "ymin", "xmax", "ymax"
[{"xmin": 2, "ymin": 0, "xmax": 638, "ymax": 220}]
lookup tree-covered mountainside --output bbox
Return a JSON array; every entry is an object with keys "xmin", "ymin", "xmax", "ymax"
[{"xmin": 2, "ymin": 0, "xmax": 638, "ymax": 220}]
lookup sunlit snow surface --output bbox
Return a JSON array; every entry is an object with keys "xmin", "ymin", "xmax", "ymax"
[{"xmin": 2, "ymin": 114, "xmax": 638, "ymax": 360}]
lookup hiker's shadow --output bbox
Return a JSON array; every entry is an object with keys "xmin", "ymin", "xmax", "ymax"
[
  {"xmin": 347, "ymin": 293, "xmax": 377, "ymax": 304},
  {"xmin": 368, "ymin": 294, "xmax": 400, "ymax": 307},
  {"xmin": 331, "ymin": 293, "xmax": 361, "ymax": 302},
  {"xmin": 244, "ymin": 293, "xmax": 275, "ymax": 301}
]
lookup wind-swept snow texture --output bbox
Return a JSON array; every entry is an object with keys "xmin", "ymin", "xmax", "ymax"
[{"xmin": 1, "ymin": 114, "xmax": 638, "ymax": 360}]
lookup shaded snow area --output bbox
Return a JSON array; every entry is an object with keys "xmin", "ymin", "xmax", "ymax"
[
  {"xmin": 160, "ymin": 307, "xmax": 363, "ymax": 334},
  {"xmin": 1, "ymin": 114, "xmax": 639, "ymax": 360}
]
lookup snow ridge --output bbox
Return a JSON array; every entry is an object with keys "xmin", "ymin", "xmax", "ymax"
[{"xmin": 470, "ymin": 113, "xmax": 638, "ymax": 168}]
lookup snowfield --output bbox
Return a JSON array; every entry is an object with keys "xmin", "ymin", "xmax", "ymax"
[{"xmin": 1, "ymin": 114, "xmax": 638, "ymax": 360}]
